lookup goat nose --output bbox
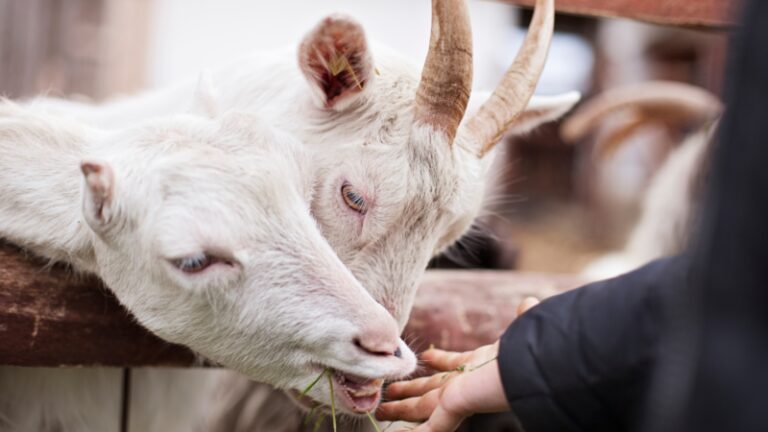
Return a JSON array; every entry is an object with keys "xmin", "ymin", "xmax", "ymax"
[{"xmin": 354, "ymin": 325, "xmax": 400, "ymax": 357}]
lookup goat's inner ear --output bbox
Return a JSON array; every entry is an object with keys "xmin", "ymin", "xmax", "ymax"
[
  {"xmin": 80, "ymin": 160, "xmax": 115, "ymax": 232},
  {"xmin": 298, "ymin": 15, "xmax": 373, "ymax": 111}
]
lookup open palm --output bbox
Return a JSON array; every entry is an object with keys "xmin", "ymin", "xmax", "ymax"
[{"xmin": 377, "ymin": 297, "xmax": 539, "ymax": 431}]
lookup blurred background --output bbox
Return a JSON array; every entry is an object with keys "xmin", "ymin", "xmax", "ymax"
[{"xmin": 0, "ymin": 0, "xmax": 728, "ymax": 273}]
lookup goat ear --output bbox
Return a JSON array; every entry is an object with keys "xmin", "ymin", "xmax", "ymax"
[
  {"xmin": 298, "ymin": 15, "xmax": 373, "ymax": 111},
  {"xmin": 502, "ymin": 92, "xmax": 582, "ymax": 137},
  {"xmin": 80, "ymin": 159, "xmax": 115, "ymax": 232},
  {"xmin": 190, "ymin": 70, "xmax": 220, "ymax": 118}
]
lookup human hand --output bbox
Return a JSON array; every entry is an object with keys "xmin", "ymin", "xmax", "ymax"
[{"xmin": 377, "ymin": 297, "xmax": 540, "ymax": 431}]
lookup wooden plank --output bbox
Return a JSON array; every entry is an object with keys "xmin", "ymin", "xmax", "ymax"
[
  {"xmin": 0, "ymin": 243, "xmax": 588, "ymax": 367},
  {"xmin": 0, "ymin": 244, "xmax": 199, "ymax": 367},
  {"xmin": 495, "ymin": 0, "xmax": 741, "ymax": 29}
]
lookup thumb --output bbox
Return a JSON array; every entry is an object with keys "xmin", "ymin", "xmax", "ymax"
[{"xmin": 516, "ymin": 296, "xmax": 540, "ymax": 316}]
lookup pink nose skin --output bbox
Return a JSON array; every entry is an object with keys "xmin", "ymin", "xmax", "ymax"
[{"xmin": 354, "ymin": 323, "xmax": 401, "ymax": 357}]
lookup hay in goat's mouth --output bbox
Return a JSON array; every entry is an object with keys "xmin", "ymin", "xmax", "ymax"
[{"xmin": 301, "ymin": 368, "xmax": 383, "ymax": 432}]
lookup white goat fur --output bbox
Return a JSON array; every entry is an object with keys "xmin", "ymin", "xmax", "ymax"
[
  {"xmin": 0, "ymin": 103, "xmax": 417, "ymax": 431},
  {"xmin": 2, "ymin": 13, "xmax": 579, "ymax": 432}
]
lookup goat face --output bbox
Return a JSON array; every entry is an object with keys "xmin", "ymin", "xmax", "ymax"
[
  {"xmin": 78, "ymin": 111, "xmax": 416, "ymax": 412},
  {"xmin": 292, "ymin": 0, "xmax": 580, "ymax": 330},
  {"xmin": 307, "ymin": 113, "xmax": 488, "ymax": 328}
]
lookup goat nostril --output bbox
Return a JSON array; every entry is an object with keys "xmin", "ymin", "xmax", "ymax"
[
  {"xmin": 354, "ymin": 337, "xmax": 396, "ymax": 357},
  {"xmin": 394, "ymin": 347, "xmax": 402, "ymax": 358},
  {"xmin": 354, "ymin": 337, "xmax": 364, "ymax": 351}
]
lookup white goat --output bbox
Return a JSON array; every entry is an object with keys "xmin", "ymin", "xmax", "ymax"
[
  {"xmin": 562, "ymin": 81, "xmax": 722, "ymax": 279},
  {"xmin": 33, "ymin": 0, "xmax": 579, "ymax": 339},
  {"xmin": 7, "ymin": 0, "xmax": 580, "ymax": 429},
  {"xmin": 0, "ymin": 101, "xmax": 417, "ymax": 431}
]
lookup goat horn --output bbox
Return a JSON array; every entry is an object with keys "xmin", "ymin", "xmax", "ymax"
[
  {"xmin": 561, "ymin": 81, "xmax": 723, "ymax": 143},
  {"xmin": 463, "ymin": 0, "xmax": 555, "ymax": 157},
  {"xmin": 413, "ymin": 0, "xmax": 473, "ymax": 144}
]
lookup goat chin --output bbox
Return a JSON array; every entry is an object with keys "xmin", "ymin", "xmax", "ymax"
[{"xmin": 202, "ymin": 373, "xmax": 400, "ymax": 432}]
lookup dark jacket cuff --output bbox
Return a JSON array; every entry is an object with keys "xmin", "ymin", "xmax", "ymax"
[{"xmin": 497, "ymin": 257, "xmax": 683, "ymax": 431}]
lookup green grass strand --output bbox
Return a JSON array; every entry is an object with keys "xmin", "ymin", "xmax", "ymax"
[
  {"xmin": 326, "ymin": 371, "xmax": 337, "ymax": 432},
  {"xmin": 366, "ymin": 411, "xmax": 383, "ymax": 432},
  {"xmin": 301, "ymin": 370, "xmax": 327, "ymax": 397},
  {"xmin": 312, "ymin": 414, "xmax": 326, "ymax": 432}
]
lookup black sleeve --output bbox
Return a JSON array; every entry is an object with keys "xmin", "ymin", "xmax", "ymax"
[{"xmin": 497, "ymin": 256, "xmax": 687, "ymax": 432}]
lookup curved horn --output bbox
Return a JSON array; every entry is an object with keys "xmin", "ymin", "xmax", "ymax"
[
  {"xmin": 462, "ymin": 0, "xmax": 555, "ymax": 157},
  {"xmin": 561, "ymin": 81, "xmax": 723, "ymax": 144},
  {"xmin": 412, "ymin": 0, "xmax": 473, "ymax": 144}
]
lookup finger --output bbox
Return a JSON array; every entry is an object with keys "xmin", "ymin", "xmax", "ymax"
[
  {"xmin": 412, "ymin": 402, "xmax": 466, "ymax": 432},
  {"xmin": 516, "ymin": 296, "xmax": 540, "ymax": 316},
  {"xmin": 421, "ymin": 349, "xmax": 473, "ymax": 372},
  {"xmin": 439, "ymin": 361, "xmax": 510, "ymax": 414},
  {"xmin": 385, "ymin": 372, "xmax": 455, "ymax": 400},
  {"xmin": 376, "ymin": 389, "xmax": 441, "ymax": 422},
  {"xmin": 456, "ymin": 344, "xmax": 498, "ymax": 374}
]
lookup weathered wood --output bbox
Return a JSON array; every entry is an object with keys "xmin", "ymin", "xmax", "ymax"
[
  {"xmin": 0, "ymin": 244, "xmax": 587, "ymax": 367},
  {"xmin": 0, "ymin": 244, "xmax": 198, "ymax": 367},
  {"xmin": 495, "ymin": 0, "xmax": 740, "ymax": 29}
]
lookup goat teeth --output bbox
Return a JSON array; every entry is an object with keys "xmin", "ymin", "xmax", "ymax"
[{"xmin": 349, "ymin": 388, "xmax": 380, "ymax": 398}]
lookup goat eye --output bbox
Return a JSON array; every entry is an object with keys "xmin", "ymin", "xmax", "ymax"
[
  {"xmin": 171, "ymin": 252, "xmax": 214, "ymax": 273},
  {"xmin": 341, "ymin": 183, "xmax": 367, "ymax": 214}
]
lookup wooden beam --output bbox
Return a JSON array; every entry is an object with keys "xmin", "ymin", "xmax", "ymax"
[
  {"xmin": 0, "ymin": 244, "xmax": 198, "ymax": 367},
  {"xmin": 406, "ymin": 270, "xmax": 585, "ymax": 352},
  {"xmin": 494, "ymin": 0, "xmax": 741, "ymax": 29},
  {"xmin": 0, "ymin": 243, "xmax": 588, "ymax": 367}
]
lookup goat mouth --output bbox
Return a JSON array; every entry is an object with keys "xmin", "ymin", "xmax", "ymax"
[
  {"xmin": 332, "ymin": 370, "xmax": 384, "ymax": 413},
  {"xmin": 289, "ymin": 369, "xmax": 384, "ymax": 414}
]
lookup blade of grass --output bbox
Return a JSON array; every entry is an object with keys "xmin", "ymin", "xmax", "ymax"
[
  {"xmin": 301, "ymin": 370, "xmax": 327, "ymax": 397},
  {"xmin": 439, "ymin": 371, "xmax": 453, "ymax": 382},
  {"xmin": 365, "ymin": 411, "xmax": 383, "ymax": 432},
  {"xmin": 312, "ymin": 413, "xmax": 326, "ymax": 432},
  {"xmin": 303, "ymin": 406, "xmax": 317, "ymax": 427},
  {"xmin": 468, "ymin": 356, "xmax": 498, "ymax": 372},
  {"xmin": 326, "ymin": 371, "xmax": 337, "ymax": 432}
]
